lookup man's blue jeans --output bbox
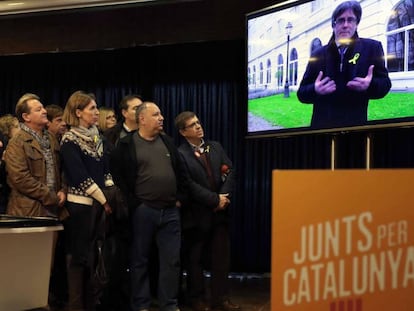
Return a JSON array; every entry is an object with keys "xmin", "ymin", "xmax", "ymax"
[{"xmin": 130, "ymin": 203, "xmax": 181, "ymax": 311}]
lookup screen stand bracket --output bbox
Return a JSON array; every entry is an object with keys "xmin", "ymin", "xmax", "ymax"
[
  {"xmin": 366, "ymin": 132, "xmax": 372, "ymax": 170},
  {"xmin": 330, "ymin": 132, "xmax": 372, "ymax": 171},
  {"xmin": 331, "ymin": 135, "xmax": 337, "ymax": 170}
]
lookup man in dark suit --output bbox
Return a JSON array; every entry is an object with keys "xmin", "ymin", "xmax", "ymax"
[
  {"xmin": 297, "ymin": 0, "xmax": 391, "ymax": 129},
  {"xmin": 101, "ymin": 94, "xmax": 143, "ymax": 311},
  {"xmin": 104, "ymin": 94, "xmax": 143, "ymax": 148},
  {"xmin": 175, "ymin": 111, "xmax": 240, "ymax": 311}
]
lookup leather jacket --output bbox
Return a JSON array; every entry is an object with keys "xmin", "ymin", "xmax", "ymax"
[{"xmin": 5, "ymin": 128, "xmax": 64, "ymax": 217}]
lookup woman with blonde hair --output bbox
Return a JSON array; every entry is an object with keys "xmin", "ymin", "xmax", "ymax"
[
  {"xmin": 61, "ymin": 90, "xmax": 113, "ymax": 311},
  {"xmin": 97, "ymin": 106, "xmax": 116, "ymax": 132}
]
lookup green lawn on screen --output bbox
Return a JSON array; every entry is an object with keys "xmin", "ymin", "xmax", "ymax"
[
  {"xmin": 368, "ymin": 92, "xmax": 414, "ymax": 120},
  {"xmin": 248, "ymin": 91, "xmax": 414, "ymax": 129}
]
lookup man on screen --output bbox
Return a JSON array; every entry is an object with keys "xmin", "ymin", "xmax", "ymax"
[{"xmin": 297, "ymin": 0, "xmax": 391, "ymax": 129}]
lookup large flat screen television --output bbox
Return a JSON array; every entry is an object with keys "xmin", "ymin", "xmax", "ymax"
[{"xmin": 246, "ymin": 0, "xmax": 414, "ymax": 137}]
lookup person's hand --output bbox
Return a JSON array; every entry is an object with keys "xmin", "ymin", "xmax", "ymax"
[
  {"xmin": 1, "ymin": 149, "xmax": 5, "ymax": 161},
  {"xmin": 103, "ymin": 202, "xmax": 112, "ymax": 215},
  {"xmin": 214, "ymin": 193, "xmax": 230, "ymax": 212},
  {"xmin": 314, "ymin": 71, "xmax": 336, "ymax": 95},
  {"xmin": 57, "ymin": 190, "xmax": 66, "ymax": 207},
  {"xmin": 347, "ymin": 65, "xmax": 374, "ymax": 92},
  {"xmin": 176, "ymin": 200, "xmax": 182, "ymax": 208}
]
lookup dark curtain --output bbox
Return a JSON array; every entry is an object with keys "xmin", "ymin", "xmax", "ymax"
[{"xmin": 1, "ymin": 40, "xmax": 414, "ymax": 272}]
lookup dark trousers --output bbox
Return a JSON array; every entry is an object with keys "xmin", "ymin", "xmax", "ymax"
[
  {"xmin": 49, "ymin": 229, "xmax": 68, "ymax": 308},
  {"xmin": 65, "ymin": 201, "xmax": 106, "ymax": 310},
  {"xmin": 97, "ymin": 233, "xmax": 131, "ymax": 311},
  {"xmin": 130, "ymin": 203, "xmax": 181, "ymax": 311},
  {"xmin": 183, "ymin": 222, "xmax": 230, "ymax": 305}
]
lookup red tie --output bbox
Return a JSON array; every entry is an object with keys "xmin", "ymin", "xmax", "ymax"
[{"xmin": 198, "ymin": 151, "xmax": 216, "ymax": 191}]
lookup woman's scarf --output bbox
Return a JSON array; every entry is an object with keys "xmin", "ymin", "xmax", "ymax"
[{"xmin": 69, "ymin": 125, "xmax": 103, "ymax": 157}]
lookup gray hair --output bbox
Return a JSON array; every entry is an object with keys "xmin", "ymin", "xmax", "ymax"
[{"xmin": 331, "ymin": 1, "xmax": 362, "ymax": 28}]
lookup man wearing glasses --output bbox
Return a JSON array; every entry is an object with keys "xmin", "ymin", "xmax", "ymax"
[
  {"xmin": 175, "ymin": 111, "xmax": 240, "ymax": 311},
  {"xmin": 297, "ymin": 0, "xmax": 391, "ymax": 129}
]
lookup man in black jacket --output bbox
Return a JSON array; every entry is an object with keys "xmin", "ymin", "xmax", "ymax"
[
  {"xmin": 104, "ymin": 94, "xmax": 143, "ymax": 148},
  {"xmin": 297, "ymin": 1, "xmax": 391, "ymax": 129},
  {"xmin": 111, "ymin": 102, "xmax": 187, "ymax": 311},
  {"xmin": 100, "ymin": 93, "xmax": 143, "ymax": 311}
]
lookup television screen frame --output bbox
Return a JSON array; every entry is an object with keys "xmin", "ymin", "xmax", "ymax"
[{"xmin": 246, "ymin": 0, "xmax": 414, "ymax": 138}]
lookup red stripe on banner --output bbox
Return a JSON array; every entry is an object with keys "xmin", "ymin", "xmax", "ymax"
[
  {"xmin": 330, "ymin": 298, "xmax": 363, "ymax": 311},
  {"xmin": 347, "ymin": 299, "xmax": 354, "ymax": 311},
  {"xmin": 356, "ymin": 298, "xmax": 362, "ymax": 311}
]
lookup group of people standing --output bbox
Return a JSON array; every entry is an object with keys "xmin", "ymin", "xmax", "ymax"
[{"xmin": 0, "ymin": 91, "xmax": 240, "ymax": 311}]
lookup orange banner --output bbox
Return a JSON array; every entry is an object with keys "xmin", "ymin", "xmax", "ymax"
[{"xmin": 272, "ymin": 169, "xmax": 414, "ymax": 311}]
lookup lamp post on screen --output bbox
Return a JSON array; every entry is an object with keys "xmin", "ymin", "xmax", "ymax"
[{"xmin": 284, "ymin": 22, "xmax": 293, "ymax": 98}]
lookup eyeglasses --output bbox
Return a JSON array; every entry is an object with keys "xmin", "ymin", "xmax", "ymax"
[
  {"xmin": 334, "ymin": 17, "xmax": 357, "ymax": 26},
  {"xmin": 184, "ymin": 120, "xmax": 201, "ymax": 129},
  {"xmin": 106, "ymin": 115, "xmax": 116, "ymax": 120}
]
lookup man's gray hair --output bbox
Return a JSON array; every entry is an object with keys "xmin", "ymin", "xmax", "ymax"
[{"xmin": 331, "ymin": 1, "xmax": 362, "ymax": 28}]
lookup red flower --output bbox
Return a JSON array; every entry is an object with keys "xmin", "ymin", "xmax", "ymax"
[
  {"xmin": 221, "ymin": 164, "xmax": 230, "ymax": 175},
  {"xmin": 221, "ymin": 164, "xmax": 230, "ymax": 182}
]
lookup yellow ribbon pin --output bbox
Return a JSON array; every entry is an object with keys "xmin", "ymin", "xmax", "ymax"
[{"xmin": 348, "ymin": 53, "xmax": 360, "ymax": 65}]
